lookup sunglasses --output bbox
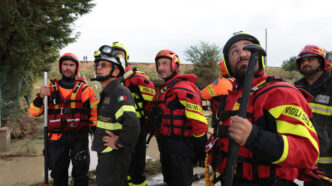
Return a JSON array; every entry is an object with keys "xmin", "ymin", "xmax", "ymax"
[{"xmin": 95, "ymin": 62, "xmax": 112, "ymax": 68}]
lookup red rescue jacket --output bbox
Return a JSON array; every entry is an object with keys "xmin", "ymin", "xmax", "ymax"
[
  {"xmin": 152, "ymin": 74, "xmax": 208, "ymax": 138},
  {"xmin": 207, "ymin": 73, "xmax": 319, "ymax": 183}
]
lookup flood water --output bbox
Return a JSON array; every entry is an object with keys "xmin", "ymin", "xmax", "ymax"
[
  {"xmin": 0, "ymin": 137, "xmax": 98, "ymax": 186},
  {"xmin": 0, "ymin": 136, "xmax": 303, "ymax": 186}
]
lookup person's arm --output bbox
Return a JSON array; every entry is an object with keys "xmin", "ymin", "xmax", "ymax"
[
  {"xmin": 84, "ymin": 86, "xmax": 98, "ymax": 128},
  {"xmin": 108, "ymin": 88, "xmax": 140, "ymax": 149},
  {"xmin": 243, "ymin": 86, "xmax": 319, "ymax": 168},
  {"xmin": 29, "ymin": 85, "xmax": 50, "ymax": 117},
  {"xmin": 174, "ymin": 82, "xmax": 208, "ymax": 137}
]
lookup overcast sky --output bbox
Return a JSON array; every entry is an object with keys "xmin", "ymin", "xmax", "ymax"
[{"xmin": 61, "ymin": 0, "xmax": 332, "ymax": 67}]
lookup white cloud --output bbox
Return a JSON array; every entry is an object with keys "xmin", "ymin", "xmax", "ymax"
[{"xmin": 61, "ymin": 0, "xmax": 332, "ymax": 67}]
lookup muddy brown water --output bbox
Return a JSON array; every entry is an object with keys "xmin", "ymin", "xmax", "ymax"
[{"xmin": 0, "ymin": 136, "xmax": 303, "ymax": 186}]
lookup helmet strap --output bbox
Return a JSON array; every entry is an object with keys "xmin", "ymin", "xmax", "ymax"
[{"xmin": 91, "ymin": 63, "xmax": 120, "ymax": 82}]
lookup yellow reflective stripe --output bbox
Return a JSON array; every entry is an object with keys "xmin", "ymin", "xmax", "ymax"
[
  {"xmin": 179, "ymin": 100, "xmax": 207, "ymax": 124},
  {"xmin": 115, "ymin": 105, "xmax": 136, "ymax": 120},
  {"xmin": 318, "ymin": 157, "xmax": 332, "ymax": 164},
  {"xmin": 30, "ymin": 103, "xmax": 41, "ymax": 112},
  {"xmin": 102, "ymin": 147, "xmax": 113, "ymax": 153},
  {"xmin": 186, "ymin": 110, "xmax": 208, "ymax": 124},
  {"xmin": 309, "ymin": 103, "xmax": 332, "ymax": 116},
  {"xmin": 179, "ymin": 100, "xmax": 204, "ymax": 114},
  {"xmin": 193, "ymin": 133, "xmax": 206, "ymax": 138},
  {"xmin": 207, "ymin": 85, "xmax": 216, "ymax": 97},
  {"xmin": 97, "ymin": 120, "xmax": 123, "ymax": 130},
  {"xmin": 268, "ymin": 105, "xmax": 316, "ymax": 133},
  {"xmin": 132, "ymin": 180, "xmax": 147, "ymax": 186},
  {"xmin": 142, "ymin": 94, "xmax": 153, "ymax": 101},
  {"xmin": 90, "ymin": 100, "xmax": 99, "ymax": 108},
  {"xmin": 275, "ymin": 120, "xmax": 319, "ymax": 154},
  {"xmin": 139, "ymin": 86, "xmax": 155, "ymax": 99},
  {"xmin": 273, "ymin": 135, "xmax": 289, "ymax": 164}
]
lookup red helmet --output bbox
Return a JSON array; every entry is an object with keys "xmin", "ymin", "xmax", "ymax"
[
  {"xmin": 155, "ymin": 50, "xmax": 181, "ymax": 73},
  {"xmin": 296, "ymin": 45, "xmax": 327, "ymax": 71},
  {"xmin": 59, "ymin": 53, "xmax": 80, "ymax": 75}
]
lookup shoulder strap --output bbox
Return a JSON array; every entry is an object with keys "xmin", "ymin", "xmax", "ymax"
[
  {"xmin": 155, "ymin": 79, "xmax": 181, "ymax": 101},
  {"xmin": 50, "ymin": 79, "xmax": 59, "ymax": 105}
]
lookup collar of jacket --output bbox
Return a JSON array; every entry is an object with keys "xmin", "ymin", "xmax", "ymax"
[
  {"xmin": 162, "ymin": 73, "xmax": 198, "ymax": 87},
  {"xmin": 102, "ymin": 79, "xmax": 121, "ymax": 95},
  {"xmin": 295, "ymin": 70, "xmax": 332, "ymax": 90}
]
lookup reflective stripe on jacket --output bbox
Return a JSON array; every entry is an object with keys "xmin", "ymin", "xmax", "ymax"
[
  {"xmin": 93, "ymin": 79, "xmax": 139, "ymax": 153},
  {"xmin": 29, "ymin": 78, "xmax": 98, "ymax": 131},
  {"xmin": 122, "ymin": 65, "xmax": 155, "ymax": 119},
  {"xmin": 152, "ymin": 73, "xmax": 208, "ymax": 138},
  {"xmin": 211, "ymin": 73, "xmax": 319, "ymax": 182},
  {"xmin": 295, "ymin": 70, "xmax": 332, "ymax": 163}
]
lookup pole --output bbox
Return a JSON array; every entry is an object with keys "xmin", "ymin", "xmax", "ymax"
[
  {"xmin": 265, "ymin": 28, "xmax": 268, "ymax": 66},
  {"xmin": 224, "ymin": 44, "xmax": 266, "ymax": 186},
  {"xmin": 42, "ymin": 67, "xmax": 50, "ymax": 186}
]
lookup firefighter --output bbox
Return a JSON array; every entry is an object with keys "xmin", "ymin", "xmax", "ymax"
[
  {"xmin": 111, "ymin": 42, "xmax": 155, "ymax": 186},
  {"xmin": 91, "ymin": 45, "xmax": 140, "ymax": 186},
  {"xmin": 29, "ymin": 53, "xmax": 98, "ymax": 186},
  {"xmin": 294, "ymin": 45, "xmax": 332, "ymax": 186},
  {"xmin": 150, "ymin": 49, "xmax": 208, "ymax": 186},
  {"xmin": 205, "ymin": 32, "xmax": 319, "ymax": 185}
]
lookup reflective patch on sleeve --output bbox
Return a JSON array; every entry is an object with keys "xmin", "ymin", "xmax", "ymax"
[
  {"xmin": 268, "ymin": 105, "xmax": 316, "ymax": 133},
  {"xmin": 90, "ymin": 100, "xmax": 99, "ymax": 109},
  {"xmin": 30, "ymin": 103, "xmax": 41, "ymax": 112},
  {"xmin": 97, "ymin": 120, "xmax": 123, "ymax": 130},
  {"xmin": 179, "ymin": 100, "xmax": 207, "ymax": 124},
  {"xmin": 309, "ymin": 103, "xmax": 332, "ymax": 116},
  {"xmin": 272, "ymin": 135, "xmax": 289, "ymax": 164},
  {"xmin": 207, "ymin": 85, "xmax": 216, "ymax": 97},
  {"xmin": 139, "ymin": 86, "xmax": 155, "ymax": 95},
  {"xmin": 318, "ymin": 157, "xmax": 332, "ymax": 164},
  {"xmin": 275, "ymin": 120, "xmax": 319, "ymax": 154},
  {"xmin": 115, "ymin": 105, "xmax": 136, "ymax": 120}
]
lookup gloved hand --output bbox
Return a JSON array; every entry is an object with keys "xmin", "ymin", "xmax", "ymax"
[{"xmin": 192, "ymin": 133, "xmax": 208, "ymax": 167}]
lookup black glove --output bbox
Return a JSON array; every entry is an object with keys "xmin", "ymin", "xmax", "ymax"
[{"xmin": 192, "ymin": 133, "xmax": 208, "ymax": 167}]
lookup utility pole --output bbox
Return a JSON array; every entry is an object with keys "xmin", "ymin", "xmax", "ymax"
[{"xmin": 265, "ymin": 28, "xmax": 268, "ymax": 66}]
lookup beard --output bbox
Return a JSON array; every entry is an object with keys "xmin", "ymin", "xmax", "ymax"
[
  {"xmin": 233, "ymin": 64, "xmax": 247, "ymax": 86},
  {"xmin": 232, "ymin": 57, "xmax": 260, "ymax": 88},
  {"xmin": 62, "ymin": 70, "xmax": 75, "ymax": 79},
  {"xmin": 300, "ymin": 66, "xmax": 322, "ymax": 76}
]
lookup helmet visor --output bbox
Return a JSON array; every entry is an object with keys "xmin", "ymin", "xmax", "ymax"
[{"xmin": 94, "ymin": 45, "xmax": 116, "ymax": 58}]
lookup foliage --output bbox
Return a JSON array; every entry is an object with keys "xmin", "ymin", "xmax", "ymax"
[
  {"xmin": 265, "ymin": 67, "xmax": 302, "ymax": 84},
  {"xmin": 281, "ymin": 56, "xmax": 298, "ymax": 72},
  {"xmin": 0, "ymin": 0, "xmax": 94, "ymax": 129},
  {"xmin": 184, "ymin": 41, "xmax": 222, "ymax": 89}
]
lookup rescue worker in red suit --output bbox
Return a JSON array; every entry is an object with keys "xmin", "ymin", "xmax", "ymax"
[
  {"xmin": 29, "ymin": 53, "xmax": 98, "ymax": 186},
  {"xmin": 206, "ymin": 32, "xmax": 319, "ymax": 185},
  {"xmin": 111, "ymin": 42, "xmax": 155, "ymax": 186},
  {"xmin": 294, "ymin": 45, "xmax": 332, "ymax": 186},
  {"xmin": 150, "ymin": 50, "xmax": 208, "ymax": 186}
]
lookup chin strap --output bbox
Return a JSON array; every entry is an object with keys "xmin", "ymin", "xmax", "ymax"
[{"xmin": 91, "ymin": 74, "xmax": 115, "ymax": 82}]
